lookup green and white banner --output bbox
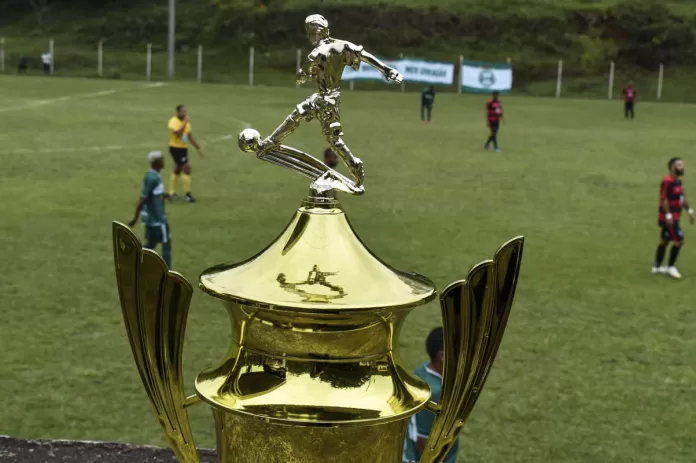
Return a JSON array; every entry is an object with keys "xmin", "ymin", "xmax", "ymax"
[
  {"xmin": 342, "ymin": 59, "xmax": 454, "ymax": 85},
  {"xmin": 461, "ymin": 60, "xmax": 512, "ymax": 94}
]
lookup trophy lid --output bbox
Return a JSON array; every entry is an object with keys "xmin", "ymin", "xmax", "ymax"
[{"xmin": 199, "ymin": 198, "xmax": 436, "ymax": 312}]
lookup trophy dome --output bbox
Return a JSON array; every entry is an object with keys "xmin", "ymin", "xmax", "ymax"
[{"xmin": 199, "ymin": 201, "xmax": 436, "ymax": 312}]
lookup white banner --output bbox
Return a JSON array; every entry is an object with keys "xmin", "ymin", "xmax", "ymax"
[
  {"xmin": 342, "ymin": 59, "xmax": 454, "ymax": 85},
  {"xmin": 399, "ymin": 59, "xmax": 454, "ymax": 85},
  {"xmin": 461, "ymin": 61, "xmax": 513, "ymax": 93}
]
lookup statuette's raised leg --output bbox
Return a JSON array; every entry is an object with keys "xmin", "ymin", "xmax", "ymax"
[{"xmin": 331, "ymin": 138, "xmax": 364, "ymax": 187}]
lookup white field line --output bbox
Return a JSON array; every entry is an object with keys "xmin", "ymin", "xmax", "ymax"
[
  {"xmin": 0, "ymin": 82, "xmax": 166, "ymax": 113},
  {"xmin": 5, "ymin": 131, "xmax": 246, "ymax": 155}
]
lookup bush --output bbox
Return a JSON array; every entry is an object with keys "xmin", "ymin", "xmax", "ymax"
[{"xmin": 609, "ymin": 0, "xmax": 696, "ymax": 67}]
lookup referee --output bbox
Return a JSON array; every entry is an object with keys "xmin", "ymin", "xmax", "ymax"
[{"xmin": 168, "ymin": 104, "xmax": 203, "ymax": 203}]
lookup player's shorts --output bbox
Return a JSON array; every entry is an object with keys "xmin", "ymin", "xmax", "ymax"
[
  {"xmin": 169, "ymin": 147, "xmax": 189, "ymax": 166},
  {"xmin": 296, "ymin": 92, "xmax": 341, "ymax": 128},
  {"xmin": 625, "ymin": 102, "xmax": 634, "ymax": 109},
  {"xmin": 659, "ymin": 220, "xmax": 684, "ymax": 243},
  {"xmin": 145, "ymin": 222, "xmax": 171, "ymax": 246},
  {"xmin": 488, "ymin": 120, "xmax": 500, "ymax": 133}
]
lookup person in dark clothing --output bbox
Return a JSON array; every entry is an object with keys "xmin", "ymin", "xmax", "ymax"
[
  {"xmin": 484, "ymin": 91, "xmax": 503, "ymax": 152},
  {"xmin": 421, "ymin": 86, "xmax": 435, "ymax": 123},
  {"xmin": 652, "ymin": 157, "xmax": 694, "ymax": 279},
  {"xmin": 17, "ymin": 56, "xmax": 29, "ymax": 74},
  {"xmin": 623, "ymin": 81, "xmax": 637, "ymax": 120},
  {"xmin": 324, "ymin": 147, "xmax": 339, "ymax": 169}
]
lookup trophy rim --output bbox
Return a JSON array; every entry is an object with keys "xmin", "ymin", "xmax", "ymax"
[
  {"xmin": 197, "ymin": 280, "xmax": 438, "ymax": 313},
  {"xmin": 194, "ymin": 369, "xmax": 433, "ymax": 428},
  {"xmin": 195, "ymin": 398, "xmax": 432, "ymax": 428}
]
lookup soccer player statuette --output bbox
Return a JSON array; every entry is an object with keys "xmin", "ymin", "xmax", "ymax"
[
  {"xmin": 112, "ymin": 14, "xmax": 525, "ymax": 463},
  {"xmin": 238, "ymin": 14, "xmax": 403, "ymax": 196}
]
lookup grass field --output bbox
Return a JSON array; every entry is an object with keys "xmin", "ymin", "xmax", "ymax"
[{"xmin": 1, "ymin": 74, "xmax": 696, "ymax": 462}]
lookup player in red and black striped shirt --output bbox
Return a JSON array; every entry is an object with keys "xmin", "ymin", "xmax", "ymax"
[
  {"xmin": 484, "ymin": 91, "xmax": 503, "ymax": 153},
  {"xmin": 623, "ymin": 81, "xmax": 636, "ymax": 120},
  {"xmin": 653, "ymin": 157, "xmax": 695, "ymax": 279}
]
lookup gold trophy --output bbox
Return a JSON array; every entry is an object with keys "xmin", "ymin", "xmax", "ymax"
[{"xmin": 112, "ymin": 14, "xmax": 524, "ymax": 463}]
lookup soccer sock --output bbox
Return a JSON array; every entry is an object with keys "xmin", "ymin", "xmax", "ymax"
[
  {"xmin": 655, "ymin": 244, "xmax": 667, "ymax": 266},
  {"xmin": 485, "ymin": 135, "xmax": 493, "ymax": 146},
  {"xmin": 162, "ymin": 242, "xmax": 172, "ymax": 268},
  {"xmin": 668, "ymin": 246, "xmax": 681, "ymax": 267},
  {"xmin": 492, "ymin": 135, "xmax": 498, "ymax": 149},
  {"xmin": 181, "ymin": 173, "xmax": 192, "ymax": 194},
  {"xmin": 169, "ymin": 173, "xmax": 179, "ymax": 195}
]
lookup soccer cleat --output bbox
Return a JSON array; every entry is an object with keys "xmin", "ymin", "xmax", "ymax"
[
  {"xmin": 169, "ymin": 193, "xmax": 179, "ymax": 201},
  {"xmin": 651, "ymin": 266, "xmax": 667, "ymax": 275},
  {"xmin": 666, "ymin": 266, "xmax": 682, "ymax": 279},
  {"xmin": 484, "ymin": 144, "xmax": 490, "ymax": 151},
  {"xmin": 495, "ymin": 148, "xmax": 502, "ymax": 153},
  {"xmin": 185, "ymin": 193, "xmax": 197, "ymax": 203}
]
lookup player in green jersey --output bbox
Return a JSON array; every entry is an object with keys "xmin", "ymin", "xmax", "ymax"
[
  {"xmin": 402, "ymin": 327, "xmax": 459, "ymax": 463},
  {"xmin": 127, "ymin": 151, "xmax": 172, "ymax": 268}
]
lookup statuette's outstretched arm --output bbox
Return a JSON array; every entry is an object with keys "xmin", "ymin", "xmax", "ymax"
[{"xmin": 360, "ymin": 50, "xmax": 403, "ymax": 83}]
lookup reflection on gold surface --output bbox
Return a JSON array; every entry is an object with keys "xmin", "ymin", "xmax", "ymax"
[{"xmin": 277, "ymin": 265, "xmax": 346, "ymax": 303}]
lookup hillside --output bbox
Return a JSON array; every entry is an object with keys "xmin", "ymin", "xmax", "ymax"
[{"xmin": 1, "ymin": 0, "xmax": 696, "ymax": 100}]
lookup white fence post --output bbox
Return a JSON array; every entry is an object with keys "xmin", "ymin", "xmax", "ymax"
[
  {"xmin": 349, "ymin": 80, "xmax": 354, "ymax": 91},
  {"xmin": 146, "ymin": 43, "xmax": 152, "ymax": 82},
  {"xmin": 657, "ymin": 63, "xmax": 664, "ymax": 101},
  {"xmin": 249, "ymin": 45, "xmax": 254, "ymax": 86},
  {"xmin": 457, "ymin": 55, "xmax": 463, "ymax": 95},
  {"xmin": 49, "ymin": 38, "xmax": 54, "ymax": 75},
  {"xmin": 556, "ymin": 59, "xmax": 563, "ymax": 99},
  {"xmin": 608, "ymin": 61, "xmax": 615, "ymax": 100},
  {"xmin": 296, "ymin": 48, "xmax": 301, "ymax": 89},
  {"xmin": 97, "ymin": 40, "xmax": 103, "ymax": 77},
  {"xmin": 399, "ymin": 52, "xmax": 405, "ymax": 92},
  {"xmin": 0, "ymin": 38, "xmax": 4, "ymax": 73},
  {"xmin": 167, "ymin": 0, "xmax": 175, "ymax": 80},
  {"xmin": 197, "ymin": 45, "xmax": 203, "ymax": 83}
]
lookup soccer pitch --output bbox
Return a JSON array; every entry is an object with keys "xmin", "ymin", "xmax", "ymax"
[{"xmin": 1, "ymin": 75, "xmax": 695, "ymax": 462}]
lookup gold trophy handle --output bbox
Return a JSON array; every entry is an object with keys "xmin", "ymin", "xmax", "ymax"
[
  {"xmin": 419, "ymin": 236, "xmax": 524, "ymax": 463},
  {"xmin": 113, "ymin": 222, "xmax": 201, "ymax": 463}
]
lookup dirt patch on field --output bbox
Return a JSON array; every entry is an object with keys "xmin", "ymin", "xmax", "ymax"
[{"xmin": 0, "ymin": 436, "xmax": 218, "ymax": 462}]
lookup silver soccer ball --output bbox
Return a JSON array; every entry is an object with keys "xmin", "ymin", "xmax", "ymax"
[{"xmin": 238, "ymin": 128, "xmax": 261, "ymax": 153}]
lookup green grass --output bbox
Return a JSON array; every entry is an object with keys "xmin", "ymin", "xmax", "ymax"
[{"xmin": 1, "ymin": 74, "xmax": 696, "ymax": 462}]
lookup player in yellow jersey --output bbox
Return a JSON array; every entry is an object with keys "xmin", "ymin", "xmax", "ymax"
[{"xmin": 168, "ymin": 104, "xmax": 203, "ymax": 202}]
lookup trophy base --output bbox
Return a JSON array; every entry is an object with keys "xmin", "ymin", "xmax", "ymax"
[{"xmin": 213, "ymin": 409, "xmax": 407, "ymax": 463}]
